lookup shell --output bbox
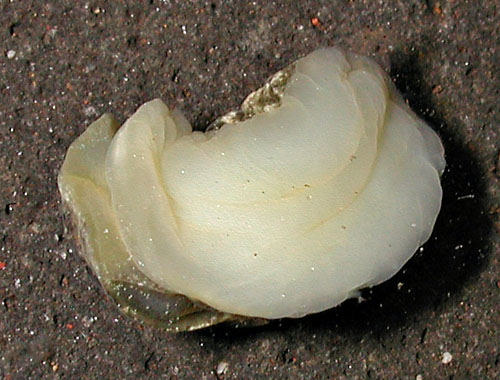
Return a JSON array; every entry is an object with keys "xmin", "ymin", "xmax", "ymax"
[{"xmin": 58, "ymin": 47, "xmax": 445, "ymax": 331}]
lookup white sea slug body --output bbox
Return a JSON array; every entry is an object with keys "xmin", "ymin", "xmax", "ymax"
[{"xmin": 58, "ymin": 47, "xmax": 445, "ymax": 331}]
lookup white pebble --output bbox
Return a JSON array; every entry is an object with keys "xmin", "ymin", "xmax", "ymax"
[
  {"xmin": 216, "ymin": 361, "xmax": 228, "ymax": 376},
  {"xmin": 441, "ymin": 351, "xmax": 453, "ymax": 364},
  {"xmin": 84, "ymin": 106, "xmax": 97, "ymax": 117},
  {"xmin": 6, "ymin": 50, "xmax": 16, "ymax": 59}
]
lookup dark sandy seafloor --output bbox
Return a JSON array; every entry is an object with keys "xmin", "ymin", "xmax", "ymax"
[{"xmin": 0, "ymin": 1, "xmax": 499, "ymax": 379}]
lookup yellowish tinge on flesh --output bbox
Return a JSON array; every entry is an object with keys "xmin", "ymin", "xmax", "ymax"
[{"xmin": 58, "ymin": 47, "xmax": 446, "ymax": 331}]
